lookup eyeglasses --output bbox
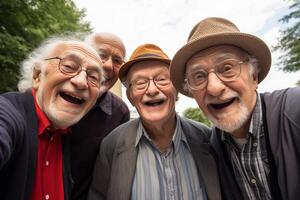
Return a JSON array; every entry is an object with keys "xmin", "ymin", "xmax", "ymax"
[
  {"xmin": 97, "ymin": 50, "xmax": 125, "ymax": 67},
  {"xmin": 129, "ymin": 74, "xmax": 171, "ymax": 92},
  {"xmin": 185, "ymin": 58, "xmax": 247, "ymax": 90},
  {"xmin": 44, "ymin": 57, "xmax": 102, "ymax": 88}
]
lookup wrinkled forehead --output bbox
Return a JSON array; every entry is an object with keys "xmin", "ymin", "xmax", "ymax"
[
  {"xmin": 127, "ymin": 60, "xmax": 170, "ymax": 80},
  {"xmin": 187, "ymin": 45, "xmax": 249, "ymax": 66},
  {"xmin": 50, "ymin": 42, "xmax": 103, "ymax": 65}
]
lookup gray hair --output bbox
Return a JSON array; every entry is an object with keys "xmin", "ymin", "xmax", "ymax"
[
  {"xmin": 18, "ymin": 35, "xmax": 104, "ymax": 92},
  {"xmin": 247, "ymin": 56, "xmax": 259, "ymax": 78}
]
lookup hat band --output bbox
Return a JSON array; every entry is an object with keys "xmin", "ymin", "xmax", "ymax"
[{"xmin": 134, "ymin": 53, "xmax": 167, "ymax": 60}]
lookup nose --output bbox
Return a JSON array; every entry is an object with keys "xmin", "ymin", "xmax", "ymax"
[
  {"xmin": 206, "ymin": 72, "xmax": 226, "ymax": 97},
  {"xmin": 70, "ymin": 70, "xmax": 88, "ymax": 90},
  {"xmin": 102, "ymin": 57, "xmax": 114, "ymax": 75},
  {"xmin": 146, "ymin": 80, "xmax": 159, "ymax": 96}
]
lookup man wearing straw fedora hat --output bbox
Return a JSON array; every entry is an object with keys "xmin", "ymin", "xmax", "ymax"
[
  {"xmin": 170, "ymin": 17, "xmax": 300, "ymax": 200},
  {"xmin": 88, "ymin": 44, "xmax": 222, "ymax": 200}
]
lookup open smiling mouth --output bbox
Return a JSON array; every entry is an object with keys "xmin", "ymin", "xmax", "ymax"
[
  {"xmin": 60, "ymin": 92, "xmax": 85, "ymax": 105},
  {"xmin": 210, "ymin": 98, "xmax": 236, "ymax": 110},
  {"xmin": 144, "ymin": 99, "xmax": 164, "ymax": 107}
]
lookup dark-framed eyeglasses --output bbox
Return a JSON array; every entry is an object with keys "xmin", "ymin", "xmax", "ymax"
[
  {"xmin": 44, "ymin": 57, "xmax": 102, "ymax": 88},
  {"xmin": 129, "ymin": 74, "xmax": 171, "ymax": 92},
  {"xmin": 185, "ymin": 58, "xmax": 247, "ymax": 90}
]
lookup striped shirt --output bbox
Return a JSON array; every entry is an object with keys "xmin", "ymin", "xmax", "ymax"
[
  {"xmin": 222, "ymin": 94, "xmax": 271, "ymax": 200},
  {"xmin": 131, "ymin": 116, "xmax": 206, "ymax": 200}
]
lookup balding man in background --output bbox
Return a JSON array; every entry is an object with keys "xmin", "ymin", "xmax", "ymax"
[{"xmin": 71, "ymin": 32, "xmax": 130, "ymax": 200}]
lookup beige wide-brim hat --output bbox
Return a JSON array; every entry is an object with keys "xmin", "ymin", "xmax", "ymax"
[
  {"xmin": 119, "ymin": 43, "xmax": 170, "ymax": 83},
  {"xmin": 170, "ymin": 17, "xmax": 272, "ymax": 97}
]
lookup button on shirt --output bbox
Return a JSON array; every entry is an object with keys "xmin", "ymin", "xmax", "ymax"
[
  {"xmin": 131, "ymin": 116, "xmax": 206, "ymax": 200},
  {"xmin": 222, "ymin": 94, "xmax": 271, "ymax": 200},
  {"xmin": 31, "ymin": 90, "xmax": 70, "ymax": 200}
]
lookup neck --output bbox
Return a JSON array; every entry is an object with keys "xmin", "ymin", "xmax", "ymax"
[
  {"xmin": 142, "ymin": 113, "xmax": 177, "ymax": 152},
  {"xmin": 231, "ymin": 122, "xmax": 250, "ymax": 138}
]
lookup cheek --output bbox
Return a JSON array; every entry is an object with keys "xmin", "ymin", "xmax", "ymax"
[
  {"xmin": 191, "ymin": 90, "xmax": 204, "ymax": 102},
  {"xmin": 88, "ymin": 90, "xmax": 100, "ymax": 105},
  {"xmin": 192, "ymin": 91, "xmax": 207, "ymax": 109},
  {"xmin": 127, "ymin": 91, "xmax": 140, "ymax": 106},
  {"xmin": 114, "ymin": 68, "xmax": 121, "ymax": 76}
]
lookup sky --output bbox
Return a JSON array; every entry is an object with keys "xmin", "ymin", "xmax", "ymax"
[{"xmin": 74, "ymin": 0, "xmax": 300, "ymax": 114}]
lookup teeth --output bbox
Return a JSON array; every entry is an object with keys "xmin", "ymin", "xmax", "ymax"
[
  {"xmin": 64, "ymin": 92, "xmax": 82, "ymax": 100},
  {"xmin": 145, "ymin": 99, "xmax": 164, "ymax": 106}
]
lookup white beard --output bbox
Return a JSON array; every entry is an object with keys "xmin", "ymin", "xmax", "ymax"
[{"xmin": 207, "ymin": 102, "xmax": 250, "ymax": 133}]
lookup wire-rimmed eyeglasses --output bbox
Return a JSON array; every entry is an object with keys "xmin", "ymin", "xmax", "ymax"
[
  {"xmin": 128, "ymin": 74, "xmax": 171, "ymax": 92},
  {"xmin": 185, "ymin": 58, "xmax": 247, "ymax": 90},
  {"xmin": 44, "ymin": 57, "xmax": 102, "ymax": 88}
]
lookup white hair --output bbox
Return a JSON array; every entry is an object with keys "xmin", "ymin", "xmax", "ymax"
[
  {"xmin": 84, "ymin": 33, "xmax": 96, "ymax": 46},
  {"xmin": 18, "ymin": 35, "xmax": 105, "ymax": 93},
  {"xmin": 247, "ymin": 56, "xmax": 259, "ymax": 78}
]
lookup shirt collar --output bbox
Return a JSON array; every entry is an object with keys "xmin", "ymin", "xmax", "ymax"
[
  {"xmin": 135, "ymin": 114, "xmax": 188, "ymax": 154},
  {"xmin": 32, "ymin": 89, "xmax": 71, "ymax": 135},
  {"xmin": 248, "ymin": 93, "xmax": 263, "ymax": 138},
  {"xmin": 32, "ymin": 89, "xmax": 51, "ymax": 135},
  {"xmin": 95, "ymin": 92, "xmax": 112, "ymax": 115}
]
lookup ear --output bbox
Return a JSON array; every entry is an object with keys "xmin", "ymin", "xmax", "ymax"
[
  {"xmin": 32, "ymin": 65, "xmax": 42, "ymax": 90},
  {"xmin": 126, "ymin": 89, "xmax": 135, "ymax": 106},
  {"xmin": 252, "ymin": 73, "xmax": 259, "ymax": 90}
]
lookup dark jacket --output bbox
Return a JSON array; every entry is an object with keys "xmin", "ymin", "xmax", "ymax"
[
  {"xmin": 211, "ymin": 88, "xmax": 300, "ymax": 200},
  {"xmin": 88, "ymin": 117, "xmax": 221, "ymax": 200},
  {"xmin": 70, "ymin": 91, "xmax": 130, "ymax": 200},
  {"xmin": 0, "ymin": 91, "xmax": 72, "ymax": 200}
]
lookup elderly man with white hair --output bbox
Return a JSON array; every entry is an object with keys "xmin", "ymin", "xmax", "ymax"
[{"xmin": 0, "ymin": 37, "xmax": 104, "ymax": 200}]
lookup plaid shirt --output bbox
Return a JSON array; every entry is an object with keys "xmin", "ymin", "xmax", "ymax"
[{"xmin": 222, "ymin": 94, "xmax": 272, "ymax": 200}]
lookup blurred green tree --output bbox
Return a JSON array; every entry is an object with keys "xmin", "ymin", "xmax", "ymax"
[
  {"xmin": 0, "ymin": 0, "xmax": 91, "ymax": 93},
  {"xmin": 183, "ymin": 107, "xmax": 212, "ymax": 127},
  {"xmin": 274, "ymin": 0, "xmax": 300, "ymax": 85}
]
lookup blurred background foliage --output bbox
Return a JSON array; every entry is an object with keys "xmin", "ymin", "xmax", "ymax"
[
  {"xmin": 183, "ymin": 107, "xmax": 212, "ymax": 127},
  {"xmin": 0, "ymin": 0, "xmax": 91, "ymax": 93},
  {"xmin": 274, "ymin": 0, "xmax": 300, "ymax": 84}
]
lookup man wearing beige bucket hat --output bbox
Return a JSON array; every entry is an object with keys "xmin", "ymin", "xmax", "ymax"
[
  {"xmin": 88, "ymin": 44, "xmax": 222, "ymax": 200},
  {"xmin": 170, "ymin": 17, "xmax": 300, "ymax": 200}
]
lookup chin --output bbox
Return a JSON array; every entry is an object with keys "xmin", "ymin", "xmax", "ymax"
[
  {"xmin": 47, "ymin": 108, "xmax": 84, "ymax": 129},
  {"xmin": 51, "ymin": 116, "xmax": 81, "ymax": 129},
  {"xmin": 207, "ymin": 104, "xmax": 251, "ymax": 133},
  {"xmin": 141, "ymin": 113, "xmax": 165, "ymax": 123}
]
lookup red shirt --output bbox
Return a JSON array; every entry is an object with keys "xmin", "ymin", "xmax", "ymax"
[{"xmin": 31, "ymin": 90, "xmax": 70, "ymax": 200}]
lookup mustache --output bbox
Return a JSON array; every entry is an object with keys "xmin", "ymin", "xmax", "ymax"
[
  {"xmin": 204, "ymin": 91, "xmax": 240, "ymax": 105},
  {"xmin": 142, "ymin": 93, "xmax": 166, "ymax": 103}
]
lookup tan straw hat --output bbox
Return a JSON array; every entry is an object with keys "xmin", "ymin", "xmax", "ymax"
[
  {"xmin": 119, "ymin": 43, "xmax": 170, "ymax": 82},
  {"xmin": 170, "ymin": 17, "xmax": 272, "ymax": 97}
]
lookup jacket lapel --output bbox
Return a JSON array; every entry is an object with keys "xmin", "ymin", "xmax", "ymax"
[
  {"xmin": 189, "ymin": 141, "xmax": 221, "ymax": 200},
  {"xmin": 108, "ymin": 120, "xmax": 139, "ymax": 200},
  {"xmin": 180, "ymin": 117, "xmax": 221, "ymax": 200},
  {"xmin": 210, "ymin": 128, "xmax": 243, "ymax": 200}
]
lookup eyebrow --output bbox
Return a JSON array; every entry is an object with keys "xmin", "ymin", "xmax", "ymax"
[
  {"xmin": 98, "ymin": 48, "xmax": 123, "ymax": 59},
  {"xmin": 63, "ymin": 54, "xmax": 102, "ymax": 72},
  {"xmin": 63, "ymin": 54, "xmax": 82, "ymax": 63}
]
